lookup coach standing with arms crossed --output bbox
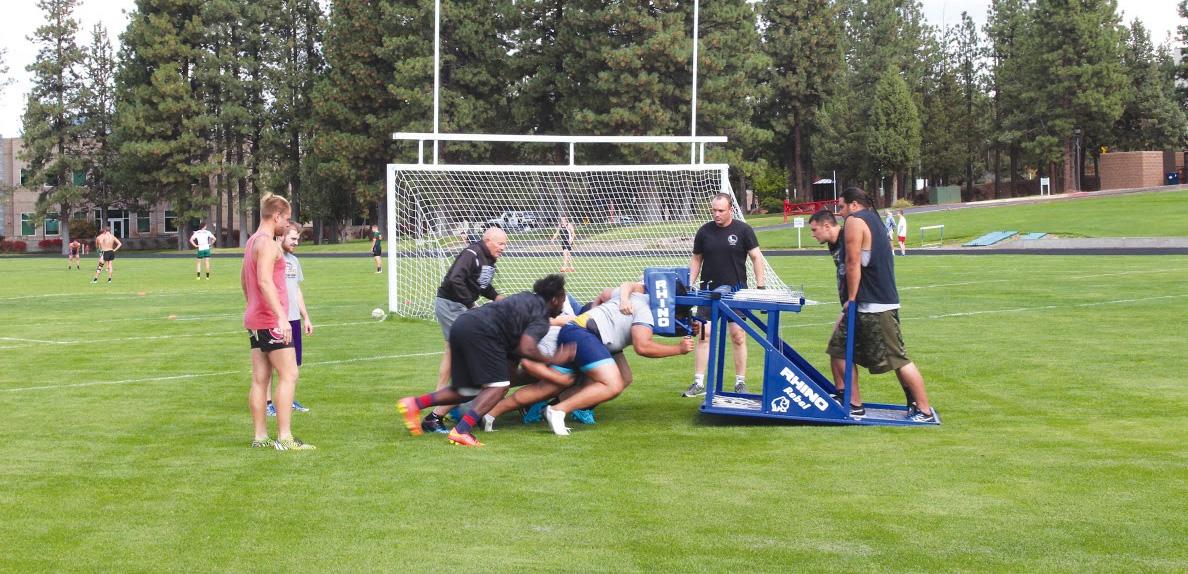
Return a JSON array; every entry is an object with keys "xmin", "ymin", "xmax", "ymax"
[
  {"xmin": 416, "ymin": 226, "xmax": 509, "ymax": 433},
  {"xmin": 683, "ymin": 193, "xmax": 765, "ymax": 397}
]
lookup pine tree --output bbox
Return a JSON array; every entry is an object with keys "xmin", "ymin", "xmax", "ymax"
[
  {"xmin": 112, "ymin": 0, "xmax": 208, "ymax": 248},
  {"xmin": 76, "ymin": 24, "xmax": 119, "ymax": 228},
  {"xmin": 867, "ymin": 65, "xmax": 921, "ymax": 204},
  {"xmin": 0, "ymin": 47, "xmax": 12, "ymax": 96},
  {"xmin": 986, "ymin": 0, "xmax": 1031, "ymax": 197},
  {"xmin": 918, "ymin": 30, "xmax": 964, "ymax": 189},
  {"xmin": 20, "ymin": 0, "xmax": 85, "ymax": 254},
  {"xmin": 761, "ymin": 0, "xmax": 843, "ymax": 201},
  {"xmin": 1115, "ymin": 20, "xmax": 1187, "ymax": 151}
]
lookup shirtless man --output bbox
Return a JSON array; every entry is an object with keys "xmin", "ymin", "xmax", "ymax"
[
  {"xmin": 67, "ymin": 239, "xmax": 82, "ymax": 269},
  {"xmin": 91, "ymin": 227, "xmax": 122, "ymax": 284}
]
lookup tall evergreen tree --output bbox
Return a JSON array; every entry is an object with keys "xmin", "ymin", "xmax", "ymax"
[
  {"xmin": 761, "ymin": 0, "xmax": 843, "ymax": 200},
  {"xmin": 76, "ymin": 24, "xmax": 119, "ymax": 229},
  {"xmin": 112, "ymin": 0, "xmax": 208, "ymax": 248},
  {"xmin": 867, "ymin": 65, "xmax": 921, "ymax": 204},
  {"xmin": 954, "ymin": 12, "xmax": 988, "ymax": 197},
  {"xmin": 1020, "ymin": 0, "xmax": 1125, "ymax": 191},
  {"xmin": 1115, "ymin": 20, "xmax": 1187, "ymax": 150},
  {"xmin": 20, "ymin": 0, "xmax": 85, "ymax": 254},
  {"xmin": 986, "ymin": 0, "xmax": 1030, "ymax": 197},
  {"xmin": 0, "ymin": 47, "xmax": 12, "ymax": 97},
  {"xmin": 918, "ymin": 30, "xmax": 963, "ymax": 189}
]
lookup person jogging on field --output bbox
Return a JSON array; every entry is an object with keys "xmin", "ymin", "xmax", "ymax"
[
  {"xmin": 550, "ymin": 216, "xmax": 576, "ymax": 272},
  {"xmin": 189, "ymin": 221, "xmax": 217, "ymax": 279},
  {"xmin": 91, "ymin": 227, "xmax": 121, "ymax": 284}
]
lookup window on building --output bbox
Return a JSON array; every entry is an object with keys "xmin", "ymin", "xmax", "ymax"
[
  {"xmin": 45, "ymin": 215, "xmax": 60, "ymax": 236},
  {"xmin": 164, "ymin": 210, "xmax": 178, "ymax": 233},
  {"xmin": 138, "ymin": 211, "xmax": 151, "ymax": 233},
  {"xmin": 20, "ymin": 169, "xmax": 28, "ymax": 186},
  {"xmin": 21, "ymin": 213, "xmax": 35, "ymax": 236},
  {"xmin": 73, "ymin": 170, "xmax": 86, "ymax": 186}
]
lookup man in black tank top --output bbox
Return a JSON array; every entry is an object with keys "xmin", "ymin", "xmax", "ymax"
[{"xmin": 825, "ymin": 188, "xmax": 937, "ymax": 423}]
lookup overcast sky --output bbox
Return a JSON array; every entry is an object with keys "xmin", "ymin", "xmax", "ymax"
[{"xmin": 0, "ymin": 0, "xmax": 1181, "ymax": 137}]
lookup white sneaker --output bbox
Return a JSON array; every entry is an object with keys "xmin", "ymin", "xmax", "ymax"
[
  {"xmin": 482, "ymin": 414, "xmax": 497, "ymax": 432},
  {"xmin": 544, "ymin": 405, "xmax": 570, "ymax": 436}
]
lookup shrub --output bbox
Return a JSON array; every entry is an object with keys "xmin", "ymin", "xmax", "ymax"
[
  {"xmin": 69, "ymin": 218, "xmax": 97, "ymax": 239},
  {"xmin": 891, "ymin": 198, "xmax": 914, "ymax": 209},
  {"xmin": 38, "ymin": 238, "xmax": 64, "ymax": 250},
  {"xmin": 0, "ymin": 240, "xmax": 29, "ymax": 253}
]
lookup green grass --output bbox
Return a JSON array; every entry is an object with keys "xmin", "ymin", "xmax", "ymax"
[
  {"xmin": 2, "ymin": 252, "xmax": 1187, "ymax": 572},
  {"xmin": 754, "ymin": 188, "xmax": 1188, "ymax": 249}
]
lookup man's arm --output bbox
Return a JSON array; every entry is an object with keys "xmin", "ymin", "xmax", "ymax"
[
  {"xmin": 189, "ymin": 232, "xmax": 199, "ymax": 248},
  {"xmin": 294, "ymin": 284, "xmax": 313, "ymax": 334},
  {"xmin": 517, "ymin": 334, "xmax": 576, "ymax": 365},
  {"xmin": 843, "ymin": 216, "xmax": 868, "ymax": 304},
  {"xmin": 520, "ymin": 358, "xmax": 575, "ymax": 386},
  {"xmin": 748, "ymin": 247, "xmax": 765, "ymax": 288},
  {"xmin": 618, "ymin": 281, "xmax": 645, "ymax": 314},
  {"xmin": 688, "ymin": 253, "xmax": 703, "ymax": 289},
  {"xmin": 112, "ymin": 236, "xmax": 122, "ymax": 251},
  {"xmin": 631, "ymin": 325, "xmax": 694, "ymax": 358}
]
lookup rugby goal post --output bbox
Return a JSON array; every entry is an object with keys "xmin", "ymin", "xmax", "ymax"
[{"xmin": 385, "ymin": 133, "xmax": 796, "ymax": 318}]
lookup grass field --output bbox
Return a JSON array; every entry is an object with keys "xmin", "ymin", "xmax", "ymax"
[
  {"xmin": 753, "ymin": 188, "xmax": 1188, "ymax": 248},
  {"xmin": 2, "ymin": 244, "xmax": 1187, "ymax": 571}
]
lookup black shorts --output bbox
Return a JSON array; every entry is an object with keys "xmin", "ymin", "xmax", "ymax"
[
  {"xmin": 248, "ymin": 328, "xmax": 294, "ymax": 352},
  {"xmin": 68, "ymin": 249, "xmax": 79, "ymax": 257},
  {"xmin": 695, "ymin": 284, "xmax": 743, "ymax": 320},
  {"xmin": 448, "ymin": 314, "xmax": 512, "ymax": 394},
  {"xmin": 102, "ymin": 250, "xmax": 115, "ymax": 262},
  {"xmin": 371, "ymin": 245, "xmax": 382, "ymax": 256},
  {"xmin": 560, "ymin": 239, "xmax": 572, "ymax": 251}
]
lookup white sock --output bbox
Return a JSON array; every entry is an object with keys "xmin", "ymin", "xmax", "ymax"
[
  {"xmin": 693, "ymin": 374, "xmax": 705, "ymax": 386},
  {"xmin": 735, "ymin": 375, "xmax": 746, "ymax": 385}
]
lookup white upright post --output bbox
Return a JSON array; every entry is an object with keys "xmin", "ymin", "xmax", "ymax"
[
  {"xmin": 690, "ymin": 0, "xmax": 700, "ymax": 164},
  {"xmin": 386, "ymin": 165, "xmax": 399, "ymax": 313},
  {"xmin": 833, "ymin": 170, "xmax": 837, "ymax": 201},
  {"xmin": 433, "ymin": 0, "xmax": 441, "ymax": 164}
]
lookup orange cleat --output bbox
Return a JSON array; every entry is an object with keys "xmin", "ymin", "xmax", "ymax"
[
  {"xmin": 447, "ymin": 428, "xmax": 484, "ymax": 447},
  {"xmin": 397, "ymin": 397, "xmax": 423, "ymax": 436}
]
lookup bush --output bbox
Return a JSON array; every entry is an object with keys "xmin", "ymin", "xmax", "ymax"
[
  {"xmin": 69, "ymin": 218, "xmax": 97, "ymax": 239},
  {"xmin": 891, "ymin": 198, "xmax": 914, "ymax": 209},
  {"xmin": 0, "ymin": 240, "xmax": 28, "ymax": 253},
  {"xmin": 38, "ymin": 238, "xmax": 64, "ymax": 250},
  {"xmin": 760, "ymin": 197, "xmax": 785, "ymax": 213}
]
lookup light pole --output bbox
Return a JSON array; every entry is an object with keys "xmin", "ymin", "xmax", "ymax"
[{"xmin": 1072, "ymin": 128, "xmax": 1082, "ymax": 192}]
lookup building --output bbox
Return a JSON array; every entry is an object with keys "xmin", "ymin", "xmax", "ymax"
[{"xmin": 1, "ymin": 136, "xmax": 246, "ymax": 251}]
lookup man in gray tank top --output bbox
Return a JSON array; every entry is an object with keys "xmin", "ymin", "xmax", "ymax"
[{"xmin": 825, "ymin": 188, "xmax": 937, "ymax": 423}]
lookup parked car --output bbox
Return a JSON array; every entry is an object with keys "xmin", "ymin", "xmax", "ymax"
[{"xmin": 487, "ymin": 210, "xmax": 537, "ymax": 232}]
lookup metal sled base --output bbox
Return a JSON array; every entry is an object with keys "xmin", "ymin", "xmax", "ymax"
[{"xmin": 702, "ymin": 394, "xmax": 940, "ymax": 426}]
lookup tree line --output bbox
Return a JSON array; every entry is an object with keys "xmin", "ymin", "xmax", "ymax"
[{"xmin": 11, "ymin": 0, "xmax": 1187, "ymax": 249}]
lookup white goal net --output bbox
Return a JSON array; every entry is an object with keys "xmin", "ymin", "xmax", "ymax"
[{"xmin": 386, "ymin": 162, "xmax": 793, "ymax": 318}]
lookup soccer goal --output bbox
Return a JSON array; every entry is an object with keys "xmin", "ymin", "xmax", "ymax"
[
  {"xmin": 919, "ymin": 224, "xmax": 945, "ymax": 248},
  {"xmin": 385, "ymin": 133, "xmax": 796, "ymax": 318}
]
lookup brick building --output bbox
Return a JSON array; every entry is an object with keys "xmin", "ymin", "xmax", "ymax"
[{"xmin": 1098, "ymin": 151, "xmax": 1180, "ymax": 191}]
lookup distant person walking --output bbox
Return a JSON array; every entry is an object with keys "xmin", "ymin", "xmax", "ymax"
[
  {"xmin": 91, "ymin": 227, "xmax": 122, "ymax": 284},
  {"xmin": 189, "ymin": 221, "xmax": 217, "ymax": 279},
  {"xmin": 67, "ymin": 239, "xmax": 82, "ymax": 269},
  {"xmin": 551, "ymin": 216, "xmax": 576, "ymax": 272},
  {"xmin": 369, "ymin": 224, "xmax": 383, "ymax": 273},
  {"xmin": 895, "ymin": 209, "xmax": 907, "ymax": 256}
]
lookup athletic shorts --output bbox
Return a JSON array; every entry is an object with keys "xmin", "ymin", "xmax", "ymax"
[
  {"xmin": 826, "ymin": 309, "xmax": 910, "ymax": 375},
  {"xmin": 695, "ymin": 284, "xmax": 743, "ymax": 320},
  {"xmin": 248, "ymin": 327, "xmax": 294, "ymax": 353},
  {"xmin": 196, "ymin": 248, "xmax": 212, "ymax": 258},
  {"xmin": 448, "ymin": 313, "xmax": 512, "ymax": 395},
  {"xmin": 371, "ymin": 245, "xmax": 382, "ymax": 256},
  {"xmin": 897, "ymin": 235, "xmax": 906, "ymax": 243},
  {"xmin": 68, "ymin": 249, "xmax": 79, "ymax": 257},
  {"xmin": 551, "ymin": 324, "xmax": 613, "ymax": 375},
  {"xmin": 560, "ymin": 239, "xmax": 572, "ymax": 251},
  {"xmin": 102, "ymin": 250, "xmax": 115, "ymax": 262},
  {"xmin": 290, "ymin": 320, "xmax": 303, "ymax": 366},
  {"xmin": 434, "ymin": 297, "xmax": 469, "ymax": 340}
]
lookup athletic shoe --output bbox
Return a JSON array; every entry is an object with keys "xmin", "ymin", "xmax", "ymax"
[
  {"xmin": 522, "ymin": 401, "xmax": 547, "ymax": 424},
  {"xmin": 571, "ymin": 409, "xmax": 596, "ymax": 425},
  {"xmin": 266, "ymin": 403, "xmax": 277, "ymax": 417},
  {"xmin": 447, "ymin": 428, "xmax": 483, "ymax": 447},
  {"xmin": 681, "ymin": 382, "xmax": 705, "ymax": 397},
  {"xmin": 421, "ymin": 414, "xmax": 450, "ymax": 434},
  {"xmin": 292, "ymin": 400, "xmax": 309, "ymax": 412},
  {"xmin": 544, "ymin": 405, "xmax": 570, "ymax": 436},
  {"xmin": 849, "ymin": 404, "xmax": 866, "ymax": 417},
  {"xmin": 482, "ymin": 414, "xmax": 497, "ymax": 432},
  {"xmin": 908, "ymin": 409, "xmax": 938, "ymax": 424},
  {"xmin": 250, "ymin": 438, "xmax": 275, "ymax": 448},
  {"xmin": 90, "ymin": 278, "xmax": 97, "ymax": 284},
  {"xmin": 733, "ymin": 381, "xmax": 748, "ymax": 394},
  {"xmin": 446, "ymin": 406, "xmax": 463, "ymax": 423},
  {"xmin": 397, "ymin": 397, "xmax": 423, "ymax": 436},
  {"xmin": 905, "ymin": 402, "xmax": 920, "ymax": 418},
  {"xmin": 275, "ymin": 436, "xmax": 316, "ymax": 450},
  {"xmin": 107, "ymin": 278, "xmax": 111, "ymax": 283}
]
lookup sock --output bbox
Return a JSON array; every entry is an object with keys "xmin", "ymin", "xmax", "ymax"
[
  {"xmin": 267, "ymin": 400, "xmax": 273, "ymax": 405},
  {"xmin": 735, "ymin": 374, "xmax": 746, "ymax": 385},
  {"xmin": 413, "ymin": 392, "xmax": 446, "ymax": 410},
  {"xmin": 206, "ymin": 272, "xmax": 209, "ymax": 278},
  {"xmin": 693, "ymin": 373, "xmax": 704, "ymax": 386},
  {"xmin": 197, "ymin": 272, "xmax": 201, "ymax": 278},
  {"xmin": 454, "ymin": 410, "xmax": 480, "ymax": 435}
]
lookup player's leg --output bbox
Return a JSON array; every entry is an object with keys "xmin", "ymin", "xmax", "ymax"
[
  {"xmin": 547, "ymin": 361, "xmax": 622, "ymax": 435},
  {"xmin": 685, "ymin": 314, "xmax": 710, "ymax": 397},
  {"xmin": 91, "ymin": 255, "xmax": 104, "ymax": 282},
  {"xmin": 728, "ymin": 322, "xmax": 748, "ymax": 392},
  {"xmin": 895, "ymin": 363, "xmax": 931, "ymax": 416},
  {"xmin": 196, "ymin": 254, "xmax": 202, "ymax": 278},
  {"xmin": 248, "ymin": 348, "xmax": 273, "ymax": 444},
  {"xmin": 269, "ymin": 347, "xmax": 308, "ymax": 448},
  {"xmin": 442, "ymin": 336, "xmax": 512, "ymax": 445},
  {"xmin": 205, "ymin": 254, "xmax": 212, "ymax": 276}
]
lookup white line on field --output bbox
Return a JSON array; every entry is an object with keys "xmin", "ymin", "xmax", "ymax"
[
  {"xmin": 1070, "ymin": 268, "xmax": 1188, "ymax": 280},
  {"xmin": 900, "ymin": 279, "xmax": 1013, "ymax": 290},
  {"xmin": 1, "ymin": 350, "xmax": 443, "ymax": 393},
  {"xmin": 0, "ymin": 320, "xmax": 380, "ymax": 349},
  {"xmin": 0, "ymin": 336, "xmax": 71, "ymax": 345}
]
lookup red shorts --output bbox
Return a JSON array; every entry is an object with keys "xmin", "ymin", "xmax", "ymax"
[{"xmin": 897, "ymin": 235, "xmax": 906, "ymax": 243}]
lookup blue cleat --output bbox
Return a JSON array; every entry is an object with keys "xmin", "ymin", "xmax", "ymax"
[
  {"xmin": 522, "ymin": 401, "xmax": 548, "ymax": 424},
  {"xmin": 446, "ymin": 406, "xmax": 463, "ymax": 423},
  {"xmin": 266, "ymin": 403, "xmax": 277, "ymax": 417},
  {"xmin": 292, "ymin": 400, "xmax": 310, "ymax": 413},
  {"xmin": 571, "ymin": 409, "xmax": 596, "ymax": 425}
]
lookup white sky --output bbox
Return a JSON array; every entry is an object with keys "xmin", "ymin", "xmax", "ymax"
[{"xmin": 0, "ymin": 0, "xmax": 1182, "ymax": 137}]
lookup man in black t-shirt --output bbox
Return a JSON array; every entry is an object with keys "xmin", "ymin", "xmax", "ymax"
[
  {"xmin": 683, "ymin": 193, "xmax": 766, "ymax": 398},
  {"xmin": 397, "ymin": 274, "xmax": 576, "ymax": 447}
]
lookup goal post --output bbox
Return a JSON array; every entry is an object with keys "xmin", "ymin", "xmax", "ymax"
[{"xmin": 385, "ymin": 134, "xmax": 796, "ymax": 318}]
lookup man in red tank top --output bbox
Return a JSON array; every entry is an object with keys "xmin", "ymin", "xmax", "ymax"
[{"xmin": 242, "ymin": 194, "xmax": 314, "ymax": 450}]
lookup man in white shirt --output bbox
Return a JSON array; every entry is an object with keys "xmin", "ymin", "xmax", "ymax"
[
  {"xmin": 189, "ymin": 221, "xmax": 217, "ymax": 279},
  {"xmin": 895, "ymin": 210, "xmax": 908, "ymax": 256}
]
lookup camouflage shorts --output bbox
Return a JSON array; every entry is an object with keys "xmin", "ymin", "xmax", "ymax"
[{"xmin": 826, "ymin": 308, "xmax": 910, "ymax": 375}]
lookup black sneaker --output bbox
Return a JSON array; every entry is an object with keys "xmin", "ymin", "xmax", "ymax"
[
  {"xmin": 849, "ymin": 404, "xmax": 865, "ymax": 417},
  {"xmin": 421, "ymin": 414, "xmax": 450, "ymax": 434},
  {"xmin": 905, "ymin": 402, "xmax": 920, "ymax": 418}
]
